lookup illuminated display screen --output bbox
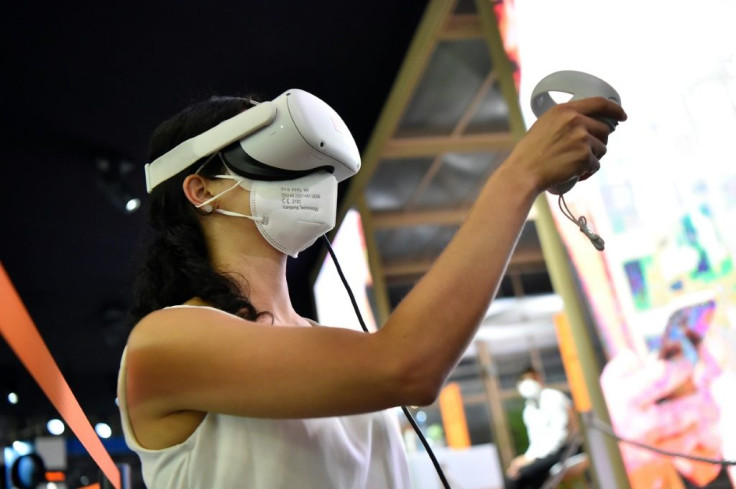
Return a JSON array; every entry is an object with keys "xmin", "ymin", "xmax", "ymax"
[{"xmin": 505, "ymin": 0, "xmax": 736, "ymax": 487}]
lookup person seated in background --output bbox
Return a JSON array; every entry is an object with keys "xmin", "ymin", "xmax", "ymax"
[{"xmin": 507, "ymin": 366, "xmax": 576, "ymax": 489}]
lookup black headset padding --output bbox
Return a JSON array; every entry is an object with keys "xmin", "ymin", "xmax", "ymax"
[{"xmin": 219, "ymin": 142, "xmax": 334, "ymax": 181}]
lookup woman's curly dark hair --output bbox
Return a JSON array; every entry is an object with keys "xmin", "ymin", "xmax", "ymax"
[{"xmin": 128, "ymin": 96, "xmax": 268, "ymax": 326}]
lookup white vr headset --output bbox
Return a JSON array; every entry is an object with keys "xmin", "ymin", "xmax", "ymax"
[{"xmin": 144, "ymin": 89, "xmax": 362, "ymax": 193}]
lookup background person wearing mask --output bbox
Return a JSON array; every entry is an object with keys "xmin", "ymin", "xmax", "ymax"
[{"xmin": 507, "ymin": 367, "xmax": 575, "ymax": 489}]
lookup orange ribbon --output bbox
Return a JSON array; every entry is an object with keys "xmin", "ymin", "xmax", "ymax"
[{"xmin": 0, "ymin": 262, "xmax": 121, "ymax": 489}]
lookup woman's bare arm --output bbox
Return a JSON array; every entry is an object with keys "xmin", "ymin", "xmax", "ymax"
[{"xmin": 125, "ymin": 97, "xmax": 626, "ymax": 421}]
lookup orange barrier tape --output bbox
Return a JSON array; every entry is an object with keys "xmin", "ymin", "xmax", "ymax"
[
  {"xmin": 554, "ymin": 312, "xmax": 593, "ymax": 413},
  {"xmin": 0, "ymin": 262, "xmax": 121, "ymax": 489},
  {"xmin": 438, "ymin": 382, "xmax": 471, "ymax": 449},
  {"xmin": 45, "ymin": 470, "xmax": 66, "ymax": 482}
]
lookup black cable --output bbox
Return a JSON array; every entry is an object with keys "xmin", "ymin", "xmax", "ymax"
[
  {"xmin": 321, "ymin": 235, "xmax": 452, "ymax": 489},
  {"xmin": 583, "ymin": 412, "xmax": 736, "ymax": 466}
]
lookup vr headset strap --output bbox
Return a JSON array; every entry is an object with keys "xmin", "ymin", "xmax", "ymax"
[{"xmin": 145, "ymin": 101, "xmax": 277, "ymax": 193}]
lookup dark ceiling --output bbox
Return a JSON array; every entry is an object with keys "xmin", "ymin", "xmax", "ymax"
[{"xmin": 1, "ymin": 0, "xmax": 430, "ymax": 428}]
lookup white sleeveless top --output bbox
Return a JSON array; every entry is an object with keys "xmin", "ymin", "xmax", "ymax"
[{"xmin": 117, "ymin": 306, "xmax": 411, "ymax": 489}]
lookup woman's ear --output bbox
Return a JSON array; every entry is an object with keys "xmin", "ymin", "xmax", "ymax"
[{"xmin": 182, "ymin": 174, "xmax": 213, "ymax": 210}]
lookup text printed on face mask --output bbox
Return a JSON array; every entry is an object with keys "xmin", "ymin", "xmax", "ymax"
[{"xmin": 281, "ymin": 186, "xmax": 320, "ymax": 211}]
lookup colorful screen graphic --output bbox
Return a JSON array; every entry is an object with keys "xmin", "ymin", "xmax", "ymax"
[{"xmin": 507, "ymin": 0, "xmax": 736, "ymax": 487}]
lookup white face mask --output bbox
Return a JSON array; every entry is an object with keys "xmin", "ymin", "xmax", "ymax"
[
  {"xmin": 197, "ymin": 169, "xmax": 338, "ymax": 258},
  {"xmin": 517, "ymin": 379, "xmax": 542, "ymax": 400}
]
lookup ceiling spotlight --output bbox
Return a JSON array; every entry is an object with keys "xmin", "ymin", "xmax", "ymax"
[
  {"xmin": 7, "ymin": 392, "xmax": 19, "ymax": 404},
  {"xmin": 125, "ymin": 198, "xmax": 141, "ymax": 213},
  {"xmin": 46, "ymin": 419, "xmax": 65, "ymax": 436},
  {"xmin": 415, "ymin": 410, "xmax": 427, "ymax": 423},
  {"xmin": 95, "ymin": 422, "xmax": 112, "ymax": 439},
  {"xmin": 12, "ymin": 440, "xmax": 33, "ymax": 456},
  {"xmin": 96, "ymin": 156, "xmax": 141, "ymax": 214}
]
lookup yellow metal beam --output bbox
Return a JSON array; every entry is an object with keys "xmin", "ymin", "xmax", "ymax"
[
  {"xmin": 372, "ymin": 205, "xmax": 535, "ymax": 229},
  {"xmin": 383, "ymin": 132, "xmax": 515, "ymax": 158},
  {"xmin": 313, "ymin": 0, "xmax": 459, "ymax": 287},
  {"xmin": 473, "ymin": 0, "xmax": 526, "ymax": 136},
  {"xmin": 438, "ymin": 13, "xmax": 484, "ymax": 40},
  {"xmin": 335, "ymin": 0, "xmax": 459, "ymax": 226},
  {"xmin": 383, "ymin": 246, "xmax": 546, "ymax": 281},
  {"xmin": 372, "ymin": 206, "xmax": 471, "ymax": 229},
  {"xmin": 474, "ymin": 1, "xmax": 631, "ymax": 486},
  {"xmin": 476, "ymin": 340, "xmax": 515, "ymax": 469},
  {"xmin": 453, "ymin": 71, "xmax": 497, "ymax": 136},
  {"xmin": 356, "ymin": 196, "xmax": 392, "ymax": 326}
]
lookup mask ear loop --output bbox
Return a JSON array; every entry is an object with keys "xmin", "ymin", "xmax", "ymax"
[
  {"xmin": 192, "ymin": 152, "xmax": 245, "ymax": 211},
  {"xmin": 194, "ymin": 152, "xmax": 219, "ymax": 176},
  {"xmin": 192, "ymin": 157, "xmax": 264, "ymax": 222},
  {"xmin": 558, "ymin": 194, "xmax": 605, "ymax": 251}
]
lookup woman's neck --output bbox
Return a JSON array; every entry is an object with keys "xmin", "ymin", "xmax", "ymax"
[
  {"xmin": 200, "ymin": 214, "xmax": 307, "ymax": 325},
  {"xmin": 219, "ymin": 253, "xmax": 299, "ymax": 323}
]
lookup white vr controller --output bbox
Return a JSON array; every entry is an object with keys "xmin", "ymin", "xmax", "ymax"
[{"xmin": 530, "ymin": 71, "xmax": 622, "ymax": 195}]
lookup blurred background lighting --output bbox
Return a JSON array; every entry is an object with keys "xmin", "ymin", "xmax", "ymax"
[
  {"xmin": 95, "ymin": 156, "xmax": 140, "ymax": 215},
  {"xmin": 12, "ymin": 440, "xmax": 33, "ymax": 456},
  {"xmin": 94, "ymin": 422, "xmax": 112, "ymax": 439},
  {"xmin": 125, "ymin": 198, "xmax": 141, "ymax": 213},
  {"xmin": 46, "ymin": 418, "xmax": 65, "ymax": 436}
]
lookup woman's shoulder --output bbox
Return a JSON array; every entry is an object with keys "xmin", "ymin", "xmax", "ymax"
[
  {"xmin": 162, "ymin": 303, "xmax": 242, "ymax": 316},
  {"xmin": 128, "ymin": 303, "xmax": 247, "ymax": 349}
]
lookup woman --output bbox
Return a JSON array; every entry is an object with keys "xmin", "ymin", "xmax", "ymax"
[{"xmin": 118, "ymin": 92, "xmax": 625, "ymax": 488}]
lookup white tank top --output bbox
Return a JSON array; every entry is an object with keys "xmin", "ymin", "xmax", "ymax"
[{"xmin": 117, "ymin": 307, "xmax": 411, "ymax": 489}]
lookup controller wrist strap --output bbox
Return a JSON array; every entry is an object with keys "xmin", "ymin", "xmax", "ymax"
[{"xmin": 557, "ymin": 194, "xmax": 605, "ymax": 251}]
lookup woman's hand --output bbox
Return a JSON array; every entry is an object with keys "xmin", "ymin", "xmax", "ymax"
[{"xmin": 504, "ymin": 97, "xmax": 627, "ymax": 194}]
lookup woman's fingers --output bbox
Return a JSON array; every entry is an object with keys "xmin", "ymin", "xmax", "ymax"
[
  {"xmin": 548, "ymin": 99, "xmax": 619, "ymax": 183},
  {"xmin": 567, "ymin": 96, "xmax": 628, "ymax": 122},
  {"xmin": 570, "ymin": 97, "xmax": 627, "ymax": 152},
  {"xmin": 506, "ymin": 96, "xmax": 626, "ymax": 193},
  {"xmin": 586, "ymin": 115, "xmax": 613, "ymax": 145}
]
